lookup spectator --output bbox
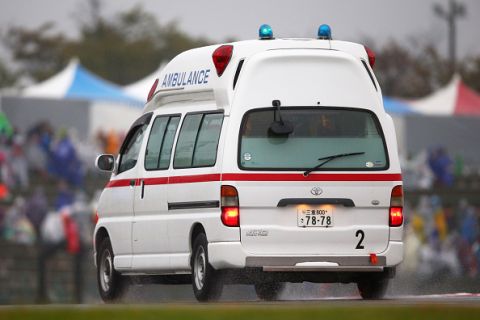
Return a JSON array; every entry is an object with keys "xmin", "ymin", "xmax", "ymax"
[
  {"xmin": 54, "ymin": 180, "xmax": 74, "ymax": 211},
  {"xmin": 460, "ymin": 202, "xmax": 478, "ymax": 245},
  {"xmin": 25, "ymin": 131, "xmax": 48, "ymax": 177},
  {"xmin": 105, "ymin": 129, "xmax": 120, "ymax": 155},
  {"xmin": 431, "ymin": 195, "xmax": 448, "ymax": 242},
  {"xmin": 25, "ymin": 187, "xmax": 49, "ymax": 241},
  {"xmin": 428, "ymin": 146, "xmax": 454, "ymax": 187},
  {"xmin": 2, "ymin": 197, "xmax": 35, "ymax": 245},
  {"xmin": 9, "ymin": 134, "xmax": 29, "ymax": 190},
  {"xmin": 0, "ymin": 151, "xmax": 15, "ymax": 188},
  {"xmin": 49, "ymin": 129, "xmax": 84, "ymax": 187}
]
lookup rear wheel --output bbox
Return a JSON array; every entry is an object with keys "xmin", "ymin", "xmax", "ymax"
[
  {"xmin": 357, "ymin": 278, "xmax": 389, "ymax": 300},
  {"xmin": 97, "ymin": 237, "xmax": 127, "ymax": 302},
  {"xmin": 254, "ymin": 282, "xmax": 285, "ymax": 301},
  {"xmin": 191, "ymin": 233, "xmax": 223, "ymax": 302}
]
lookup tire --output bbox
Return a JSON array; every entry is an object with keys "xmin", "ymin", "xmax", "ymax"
[
  {"xmin": 96, "ymin": 237, "xmax": 127, "ymax": 302},
  {"xmin": 254, "ymin": 282, "xmax": 285, "ymax": 301},
  {"xmin": 191, "ymin": 233, "xmax": 223, "ymax": 302},
  {"xmin": 357, "ymin": 278, "xmax": 389, "ymax": 300}
]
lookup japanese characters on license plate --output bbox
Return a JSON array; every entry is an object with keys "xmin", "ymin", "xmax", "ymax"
[{"xmin": 297, "ymin": 207, "xmax": 334, "ymax": 227}]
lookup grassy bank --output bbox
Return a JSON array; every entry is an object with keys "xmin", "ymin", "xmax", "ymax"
[{"xmin": 1, "ymin": 302, "xmax": 480, "ymax": 320}]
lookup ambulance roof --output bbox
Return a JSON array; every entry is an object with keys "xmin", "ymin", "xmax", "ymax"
[{"xmin": 144, "ymin": 38, "xmax": 376, "ymax": 113}]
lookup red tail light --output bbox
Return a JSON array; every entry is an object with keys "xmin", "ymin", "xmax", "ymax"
[
  {"xmin": 147, "ymin": 78, "xmax": 159, "ymax": 102},
  {"xmin": 389, "ymin": 207, "xmax": 403, "ymax": 227},
  {"xmin": 221, "ymin": 207, "xmax": 239, "ymax": 227},
  {"xmin": 221, "ymin": 185, "xmax": 239, "ymax": 227},
  {"xmin": 389, "ymin": 185, "xmax": 403, "ymax": 227},
  {"xmin": 93, "ymin": 211, "xmax": 99, "ymax": 225},
  {"xmin": 364, "ymin": 46, "xmax": 376, "ymax": 68},
  {"xmin": 212, "ymin": 45, "xmax": 233, "ymax": 77}
]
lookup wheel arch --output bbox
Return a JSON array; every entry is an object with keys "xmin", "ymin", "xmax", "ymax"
[
  {"xmin": 95, "ymin": 227, "xmax": 110, "ymax": 253},
  {"xmin": 190, "ymin": 223, "xmax": 206, "ymax": 252}
]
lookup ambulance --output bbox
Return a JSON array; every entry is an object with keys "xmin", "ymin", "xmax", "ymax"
[{"xmin": 94, "ymin": 24, "xmax": 404, "ymax": 302}]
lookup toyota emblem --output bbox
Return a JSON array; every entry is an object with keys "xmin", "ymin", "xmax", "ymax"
[{"xmin": 310, "ymin": 187, "xmax": 323, "ymax": 196}]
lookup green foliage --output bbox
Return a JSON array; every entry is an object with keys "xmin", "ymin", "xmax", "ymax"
[
  {"xmin": 460, "ymin": 56, "xmax": 480, "ymax": 92},
  {"xmin": 0, "ymin": 58, "xmax": 17, "ymax": 87},
  {"xmin": 373, "ymin": 40, "xmax": 452, "ymax": 98},
  {"xmin": 2, "ymin": 3, "xmax": 210, "ymax": 85},
  {"xmin": 4, "ymin": 23, "xmax": 68, "ymax": 81}
]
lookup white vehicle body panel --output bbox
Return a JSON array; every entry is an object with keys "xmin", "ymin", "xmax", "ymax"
[{"xmin": 94, "ymin": 38, "xmax": 403, "ymax": 276}]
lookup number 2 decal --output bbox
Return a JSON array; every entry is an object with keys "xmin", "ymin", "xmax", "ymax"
[{"xmin": 355, "ymin": 230, "xmax": 365, "ymax": 249}]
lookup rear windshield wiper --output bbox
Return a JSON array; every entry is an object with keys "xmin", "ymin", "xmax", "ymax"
[{"xmin": 303, "ymin": 152, "xmax": 365, "ymax": 176}]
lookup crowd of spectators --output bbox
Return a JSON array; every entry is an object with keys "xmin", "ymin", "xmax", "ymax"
[
  {"xmin": 0, "ymin": 118, "xmax": 124, "ymax": 302},
  {"xmin": 401, "ymin": 146, "xmax": 458, "ymax": 190},
  {"xmin": 402, "ymin": 196, "xmax": 480, "ymax": 280},
  {"xmin": 0, "ymin": 115, "xmax": 479, "ymax": 300},
  {"xmin": 0, "ymin": 120, "xmax": 126, "ymax": 246},
  {"xmin": 0, "ymin": 121, "xmax": 92, "ymax": 245}
]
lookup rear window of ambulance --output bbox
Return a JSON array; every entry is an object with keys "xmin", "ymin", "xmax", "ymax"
[{"xmin": 238, "ymin": 107, "xmax": 388, "ymax": 171}]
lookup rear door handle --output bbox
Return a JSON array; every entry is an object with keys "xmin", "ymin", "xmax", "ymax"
[
  {"xmin": 129, "ymin": 179, "xmax": 136, "ymax": 187},
  {"xmin": 277, "ymin": 198, "xmax": 355, "ymax": 207}
]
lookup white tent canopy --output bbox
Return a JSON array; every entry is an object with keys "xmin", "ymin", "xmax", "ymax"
[
  {"xmin": 23, "ymin": 59, "xmax": 77, "ymax": 99},
  {"xmin": 409, "ymin": 75, "xmax": 460, "ymax": 116},
  {"xmin": 408, "ymin": 74, "xmax": 480, "ymax": 116}
]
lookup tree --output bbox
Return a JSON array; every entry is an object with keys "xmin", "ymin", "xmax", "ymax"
[
  {"xmin": 0, "ymin": 58, "xmax": 17, "ymax": 88},
  {"xmin": 2, "ymin": 2, "xmax": 210, "ymax": 85},
  {"xmin": 372, "ymin": 39, "xmax": 452, "ymax": 98},
  {"xmin": 460, "ymin": 57, "xmax": 480, "ymax": 92},
  {"xmin": 4, "ymin": 23, "xmax": 68, "ymax": 81}
]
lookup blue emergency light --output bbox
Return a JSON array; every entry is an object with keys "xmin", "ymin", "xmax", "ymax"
[
  {"xmin": 317, "ymin": 24, "xmax": 332, "ymax": 40},
  {"xmin": 259, "ymin": 24, "xmax": 273, "ymax": 40}
]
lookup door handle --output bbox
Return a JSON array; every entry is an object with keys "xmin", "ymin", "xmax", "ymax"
[{"xmin": 129, "ymin": 179, "xmax": 136, "ymax": 187}]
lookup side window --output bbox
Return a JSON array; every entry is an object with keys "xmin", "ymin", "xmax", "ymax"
[
  {"xmin": 144, "ymin": 115, "xmax": 180, "ymax": 170},
  {"xmin": 158, "ymin": 117, "xmax": 180, "ymax": 169},
  {"xmin": 193, "ymin": 113, "xmax": 223, "ymax": 167},
  {"xmin": 173, "ymin": 114, "xmax": 203, "ymax": 168},
  {"xmin": 145, "ymin": 117, "xmax": 169, "ymax": 170},
  {"xmin": 118, "ymin": 124, "xmax": 148, "ymax": 174},
  {"xmin": 173, "ymin": 112, "xmax": 223, "ymax": 169}
]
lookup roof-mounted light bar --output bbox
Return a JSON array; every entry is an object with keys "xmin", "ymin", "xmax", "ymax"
[
  {"xmin": 317, "ymin": 24, "xmax": 332, "ymax": 40},
  {"xmin": 259, "ymin": 24, "xmax": 274, "ymax": 40}
]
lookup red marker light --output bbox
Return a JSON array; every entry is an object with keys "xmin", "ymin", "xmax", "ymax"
[
  {"xmin": 370, "ymin": 253, "xmax": 378, "ymax": 265},
  {"xmin": 93, "ymin": 211, "xmax": 99, "ymax": 225},
  {"xmin": 147, "ymin": 78, "xmax": 159, "ymax": 102},
  {"xmin": 212, "ymin": 45, "xmax": 233, "ymax": 77},
  {"xmin": 364, "ymin": 46, "xmax": 376, "ymax": 68}
]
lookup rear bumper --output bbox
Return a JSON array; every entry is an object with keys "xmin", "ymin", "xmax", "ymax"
[{"xmin": 208, "ymin": 241, "xmax": 403, "ymax": 272}]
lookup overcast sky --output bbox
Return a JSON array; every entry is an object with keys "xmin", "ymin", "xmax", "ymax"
[{"xmin": 1, "ymin": 0, "xmax": 479, "ymax": 60}]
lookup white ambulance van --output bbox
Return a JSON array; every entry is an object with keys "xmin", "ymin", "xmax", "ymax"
[{"xmin": 94, "ymin": 24, "xmax": 404, "ymax": 302}]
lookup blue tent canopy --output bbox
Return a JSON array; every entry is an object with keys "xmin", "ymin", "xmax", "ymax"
[
  {"xmin": 24, "ymin": 59, "xmax": 143, "ymax": 106},
  {"xmin": 67, "ymin": 64, "xmax": 142, "ymax": 105},
  {"xmin": 383, "ymin": 96, "xmax": 416, "ymax": 114}
]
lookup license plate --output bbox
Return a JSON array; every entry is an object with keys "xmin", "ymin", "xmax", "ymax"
[{"xmin": 297, "ymin": 207, "xmax": 334, "ymax": 227}]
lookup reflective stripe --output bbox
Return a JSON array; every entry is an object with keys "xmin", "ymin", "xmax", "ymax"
[
  {"xmin": 105, "ymin": 173, "xmax": 402, "ymax": 188},
  {"xmin": 222, "ymin": 173, "xmax": 402, "ymax": 182}
]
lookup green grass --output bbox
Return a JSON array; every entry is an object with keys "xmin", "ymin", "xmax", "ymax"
[{"xmin": 1, "ymin": 303, "xmax": 480, "ymax": 320}]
